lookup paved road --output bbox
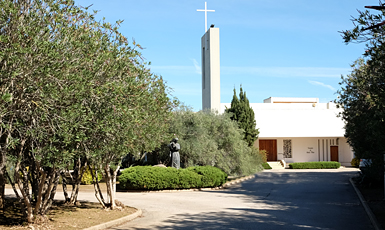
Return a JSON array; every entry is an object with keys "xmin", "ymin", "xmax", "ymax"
[
  {"xmin": 5, "ymin": 168, "xmax": 373, "ymax": 229},
  {"xmin": 107, "ymin": 168, "xmax": 373, "ymax": 230}
]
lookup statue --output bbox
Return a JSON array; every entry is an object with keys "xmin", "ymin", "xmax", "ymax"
[{"xmin": 168, "ymin": 138, "xmax": 180, "ymax": 169}]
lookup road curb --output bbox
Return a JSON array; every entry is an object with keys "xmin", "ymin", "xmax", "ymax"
[
  {"xmin": 223, "ymin": 175, "xmax": 255, "ymax": 188},
  {"xmin": 83, "ymin": 208, "xmax": 142, "ymax": 230},
  {"xmin": 349, "ymin": 178, "xmax": 381, "ymax": 230}
]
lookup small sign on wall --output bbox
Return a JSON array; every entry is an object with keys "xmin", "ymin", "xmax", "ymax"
[{"xmin": 307, "ymin": 147, "xmax": 314, "ymax": 154}]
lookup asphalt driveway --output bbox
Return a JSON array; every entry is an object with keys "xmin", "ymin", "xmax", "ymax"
[
  {"xmin": 5, "ymin": 167, "xmax": 371, "ymax": 229},
  {"xmin": 105, "ymin": 168, "xmax": 372, "ymax": 230}
]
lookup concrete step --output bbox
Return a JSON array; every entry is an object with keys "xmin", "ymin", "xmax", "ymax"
[{"xmin": 267, "ymin": 161, "xmax": 285, "ymax": 169}]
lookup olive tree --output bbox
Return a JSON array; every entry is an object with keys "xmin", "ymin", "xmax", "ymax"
[
  {"xmin": 166, "ymin": 107, "xmax": 263, "ymax": 176},
  {"xmin": 0, "ymin": 0, "xmax": 174, "ymax": 222}
]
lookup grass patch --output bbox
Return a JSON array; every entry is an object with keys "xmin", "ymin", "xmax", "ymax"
[
  {"xmin": 289, "ymin": 161, "xmax": 341, "ymax": 169},
  {"xmin": 262, "ymin": 163, "xmax": 272, "ymax": 169},
  {"xmin": 0, "ymin": 198, "xmax": 137, "ymax": 230}
]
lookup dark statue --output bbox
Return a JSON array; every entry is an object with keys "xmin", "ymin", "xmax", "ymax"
[{"xmin": 168, "ymin": 138, "xmax": 180, "ymax": 169}]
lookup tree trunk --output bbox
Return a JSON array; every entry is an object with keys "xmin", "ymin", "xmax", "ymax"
[
  {"xmin": 89, "ymin": 165, "xmax": 107, "ymax": 209},
  {"xmin": 5, "ymin": 170, "xmax": 21, "ymax": 199},
  {"xmin": 0, "ymin": 128, "xmax": 6, "ymax": 210},
  {"xmin": 0, "ymin": 172, "xmax": 5, "ymax": 210},
  {"xmin": 112, "ymin": 166, "xmax": 119, "ymax": 194},
  {"xmin": 61, "ymin": 171, "xmax": 70, "ymax": 203},
  {"xmin": 69, "ymin": 162, "xmax": 86, "ymax": 205},
  {"xmin": 104, "ymin": 165, "xmax": 121, "ymax": 210},
  {"xmin": 62, "ymin": 157, "xmax": 86, "ymax": 205},
  {"xmin": 16, "ymin": 171, "xmax": 34, "ymax": 223},
  {"xmin": 41, "ymin": 170, "xmax": 60, "ymax": 215},
  {"xmin": 104, "ymin": 165, "xmax": 116, "ymax": 210},
  {"xmin": 33, "ymin": 167, "xmax": 46, "ymax": 216}
]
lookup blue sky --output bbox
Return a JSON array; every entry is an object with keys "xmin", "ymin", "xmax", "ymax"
[{"xmin": 77, "ymin": 0, "xmax": 376, "ymax": 111}]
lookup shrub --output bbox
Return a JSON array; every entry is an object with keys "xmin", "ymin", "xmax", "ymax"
[
  {"xmin": 262, "ymin": 162, "xmax": 272, "ymax": 169},
  {"xmin": 289, "ymin": 161, "xmax": 341, "ymax": 169},
  {"xmin": 118, "ymin": 166, "xmax": 227, "ymax": 190},
  {"xmin": 186, "ymin": 166, "xmax": 227, "ymax": 187},
  {"xmin": 350, "ymin": 157, "xmax": 360, "ymax": 168},
  {"xmin": 259, "ymin": 150, "xmax": 267, "ymax": 163},
  {"xmin": 81, "ymin": 167, "xmax": 102, "ymax": 185}
]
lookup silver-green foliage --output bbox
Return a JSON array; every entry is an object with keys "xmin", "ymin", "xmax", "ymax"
[
  {"xmin": 167, "ymin": 107, "xmax": 263, "ymax": 176},
  {"xmin": 0, "ymin": 0, "xmax": 174, "ymax": 220}
]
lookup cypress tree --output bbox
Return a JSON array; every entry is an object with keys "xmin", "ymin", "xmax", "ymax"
[{"xmin": 225, "ymin": 86, "xmax": 259, "ymax": 146}]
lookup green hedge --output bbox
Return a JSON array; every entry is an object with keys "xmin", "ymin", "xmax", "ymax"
[
  {"xmin": 289, "ymin": 161, "xmax": 341, "ymax": 169},
  {"xmin": 119, "ymin": 166, "xmax": 227, "ymax": 190},
  {"xmin": 186, "ymin": 166, "xmax": 227, "ymax": 188}
]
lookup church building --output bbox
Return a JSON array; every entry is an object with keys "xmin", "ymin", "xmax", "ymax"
[{"xmin": 200, "ymin": 26, "xmax": 354, "ymax": 166}]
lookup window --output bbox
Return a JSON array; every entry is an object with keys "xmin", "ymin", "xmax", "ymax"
[{"xmin": 283, "ymin": 139, "xmax": 292, "ymax": 158}]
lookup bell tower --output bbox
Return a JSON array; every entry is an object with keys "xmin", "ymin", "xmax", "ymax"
[{"xmin": 201, "ymin": 27, "xmax": 220, "ymax": 112}]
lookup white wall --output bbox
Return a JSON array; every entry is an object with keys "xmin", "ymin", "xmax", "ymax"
[
  {"xmin": 221, "ymin": 101, "xmax": 345, "ymax": 137},
  {"xmin": 257, "ymin": 137, "xmax": 353, "ymax": 166},
  {"xmin": 220, "ymin": 98, "xmax": 353, "ymax": 165}
]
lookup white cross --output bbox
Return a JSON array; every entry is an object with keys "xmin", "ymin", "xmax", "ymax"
[{"xmin": 197, "ymin": 2, "xmax": 215, "ymax": 32}]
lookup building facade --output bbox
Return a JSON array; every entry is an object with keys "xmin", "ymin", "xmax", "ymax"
[{"xmin": 221, "ymin": 97, "xmax": 354, "ymax": 166}]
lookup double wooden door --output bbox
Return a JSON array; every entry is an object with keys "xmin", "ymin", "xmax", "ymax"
[{"xmin": 259, "ymin": 139, "xmax": 277, "ymax": 161}]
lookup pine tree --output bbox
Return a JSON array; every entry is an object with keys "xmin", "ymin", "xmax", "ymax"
[{"xmin": 225, "ymin": 86, "xmax": 259, "ymax": 146}]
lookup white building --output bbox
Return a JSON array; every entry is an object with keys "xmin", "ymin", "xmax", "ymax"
[
  {"xmin": 201, "ymin": 27, "xmax": 353, "ymax": 166},
  {"xmin": 221, "ymin": 97, "xmax": 353, "ymax": 166}
]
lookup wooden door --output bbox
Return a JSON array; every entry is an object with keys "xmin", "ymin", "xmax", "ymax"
[
  {"xmin": 330, "ymin": 146, "xmax": 338, "ymax": 162},
  {"xmin": 259, "ymin": 139, "xmax": 277, "ymax": 161}
]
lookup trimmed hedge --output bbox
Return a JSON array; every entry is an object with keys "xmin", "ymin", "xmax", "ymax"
[
  {"xmin": 118, "ymin": 166, "xmax": 227, "ymax": 190},
  {"xmin": 186, "ymin": 166, "xmax": 227, "ymax": 188},
  {"xmin": 289, "ymin": 161, "xmax": 341, "ymax": 169}
]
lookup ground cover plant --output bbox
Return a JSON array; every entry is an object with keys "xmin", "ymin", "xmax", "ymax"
[
  {"xmin": 289, "ymin": 162, "xmax": 341, "ymax": 169},
  {"xmin": 119, "ymin": 166, "xmax": 227, "ymax": 190}
]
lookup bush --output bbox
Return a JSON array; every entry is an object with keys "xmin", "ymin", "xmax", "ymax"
[
  {"xmin": 289, "ymin": 161, "xmax": 341, "ymax": 169},
  {"xmin": 186, "ymin": 166, "xmax": 227, "ymax": 187},
  {"xmin": 259, "ymin": 150, "xmax": 267, "ymax": 163},
  {"xmin": 350, "ymin": 157, "xmax": 360, "ymax": 168},
  {"xmin": 81, "ymin": 167, "xmax": 102, "ymax": 185},
  {"xmin": 118, "ymin": 166, "xmax": 227, "ymax": 190},
  {"xmin": 262, "ymin": 162, "xmax": 272, "ymax": 169}
]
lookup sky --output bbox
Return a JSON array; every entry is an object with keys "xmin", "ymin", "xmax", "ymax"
[{"xmin": 76, "ymin": 0, "xmax": 377, "ymax": 111}]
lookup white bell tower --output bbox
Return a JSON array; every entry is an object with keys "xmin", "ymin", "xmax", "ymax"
[
  {"xmin": 201, "ymin": 28, "xmax": 220, "ymax": 112},
  {"xmin": 197, "ymin": 2, "xmax": 220, "ymax": 112}
]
